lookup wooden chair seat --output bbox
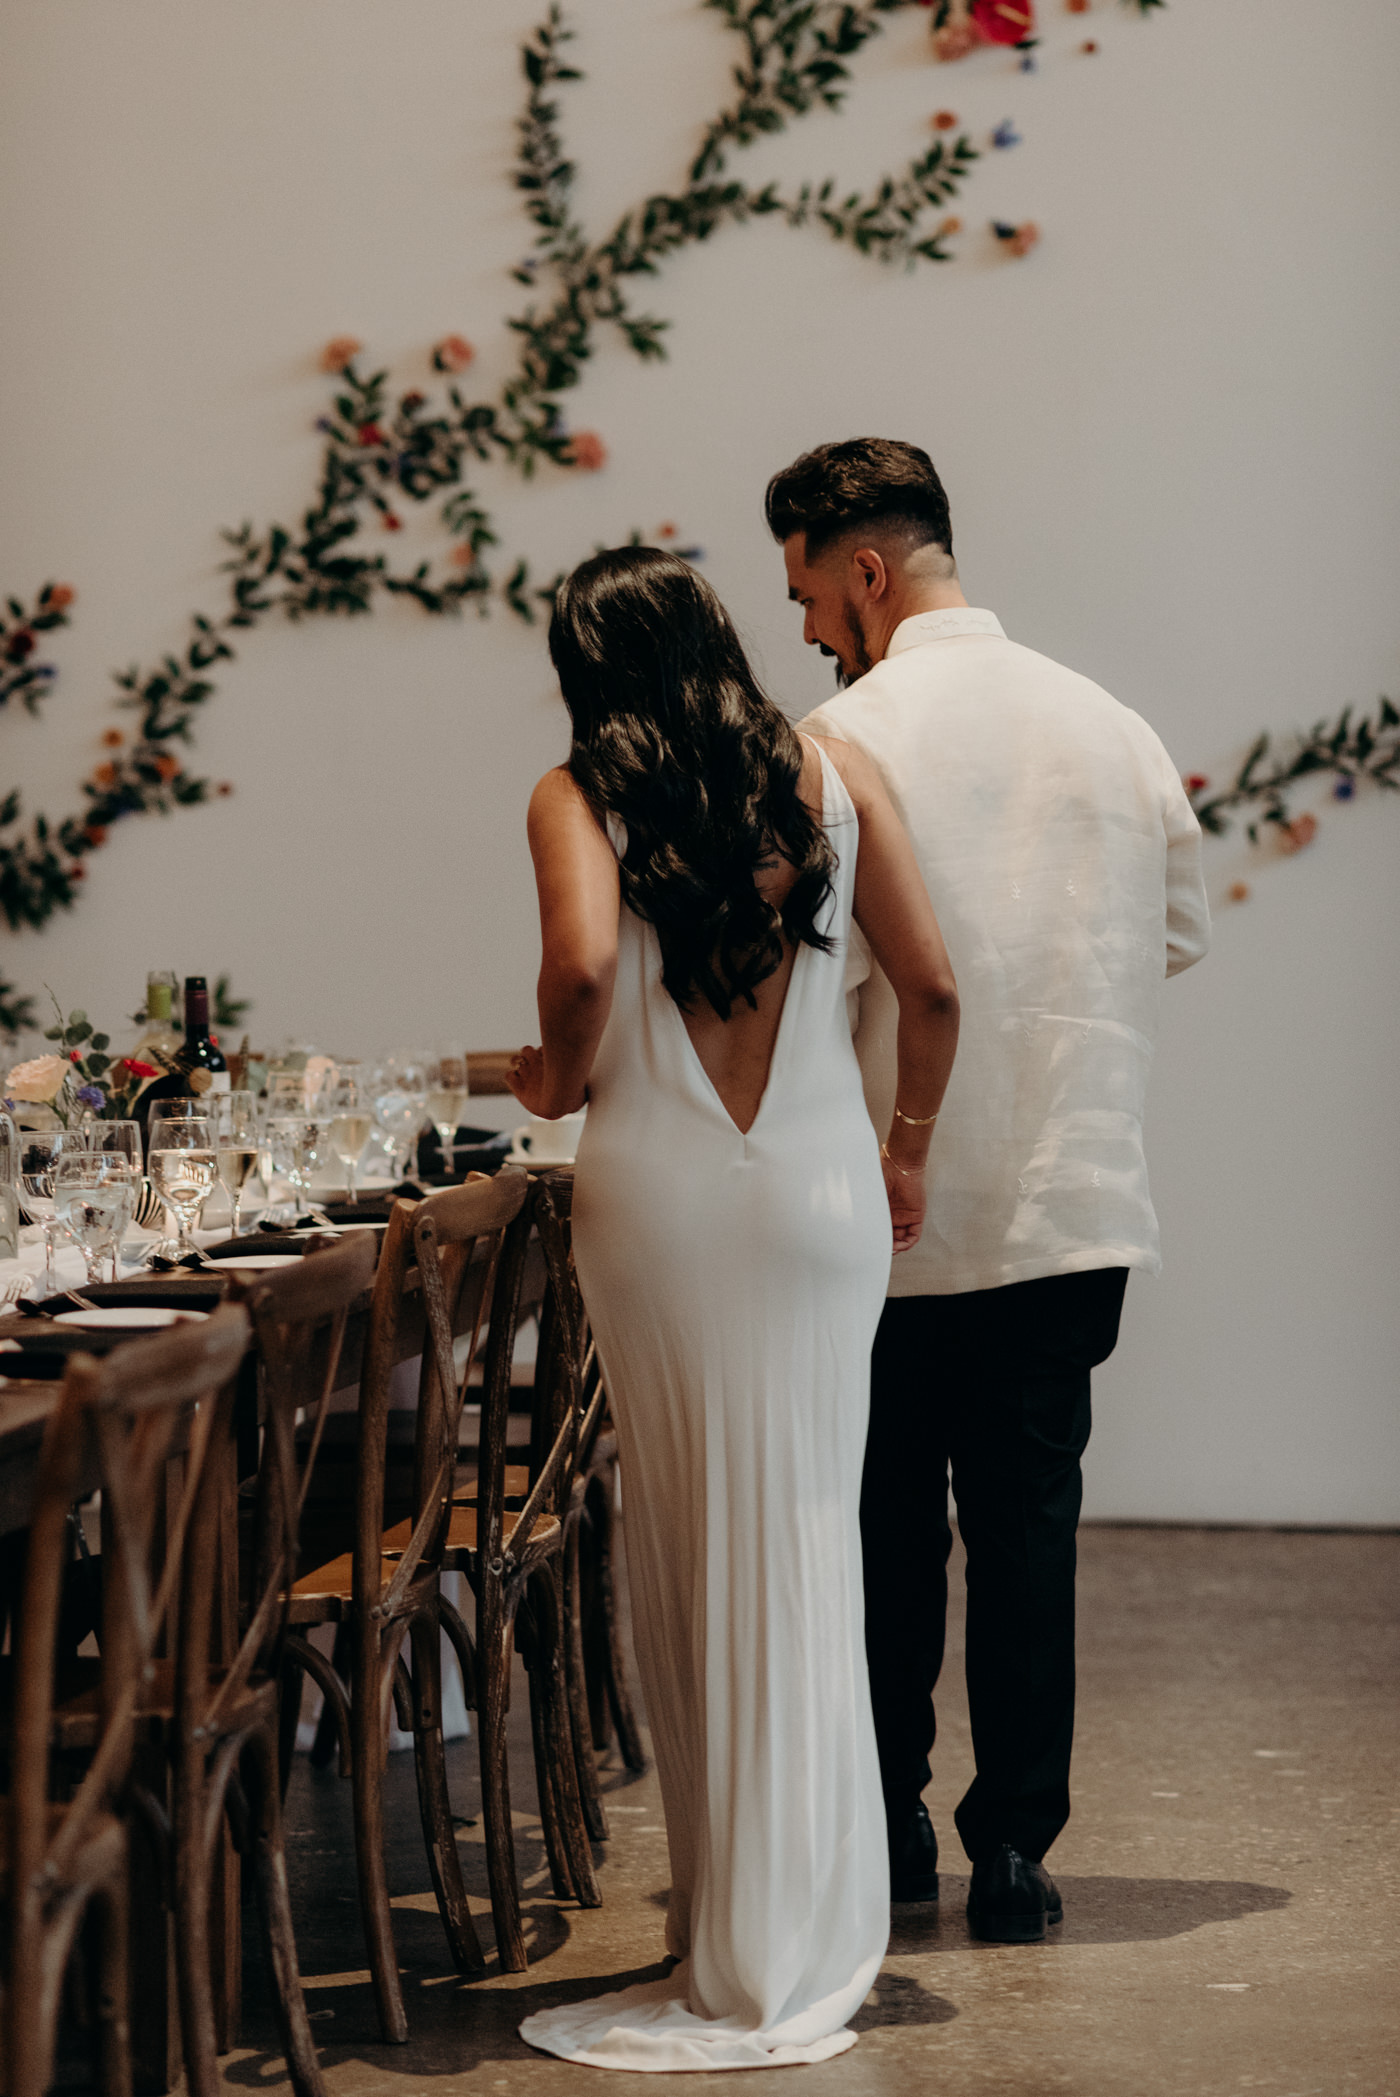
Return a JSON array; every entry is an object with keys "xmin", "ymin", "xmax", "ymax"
[
  {"xmin": 11, "ymin": 1657, "xmax": 275, "ymax": 1752},
  {"xmin": 455, "ymin": 1463, "xmax": 531, "ymax": 1503},
  {"xmin": 286, "ymin": 1553, "xmax": 417, "ymax": 1622},
  {"xmin": 0, "ymin": 1797, "xmax": 124, "ymax": 1879},
  {"xmin": 381, "ymin": 1506, "xmax": 561, "ymax": 1560}
]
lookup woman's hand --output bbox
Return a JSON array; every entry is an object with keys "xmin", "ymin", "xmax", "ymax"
[
  {"xmin": 506, "ymin": 1045, "xmax": 552, "ymax": 1117},
  {"xmin": 882, "ymin": 1152, "xmax": 927, "ymax": 1255}
]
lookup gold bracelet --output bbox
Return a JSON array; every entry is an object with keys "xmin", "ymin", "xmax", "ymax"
[
  {"xmin": 881, "ymin": 1142, "xmax": 927, "ymax": 1178},
  {"xmin": 894, "ymin": 1105, "xmax": 939, "ymax": 1126}
]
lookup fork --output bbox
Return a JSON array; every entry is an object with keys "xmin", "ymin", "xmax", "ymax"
[{"xmin": 0, "ymin": 1275, "xmax": 35, "ymax": 1307}]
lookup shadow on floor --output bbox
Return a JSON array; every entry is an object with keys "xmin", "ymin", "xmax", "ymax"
[
  {"xmin": 223, "ymin": 1961, "xmax": 669, "ymax": 2086},
  {"xmin": 888, "ymin": 1875, "xmax": 1291, "ymax": 1954},
  {"xmin": 849, "ymin": 1967, "xmax": 958, "ymax": 2031}
]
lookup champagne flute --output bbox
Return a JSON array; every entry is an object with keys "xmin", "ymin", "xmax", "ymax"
[
  {"xmin": 215, "ymin": 1090, "xmax": 260, "ymax": 1239},
  {"xmin": 18, "ymin": 1129, "xmax": 71, "ymax": 1294},
  {"xmin": 426, "ymin": 1048, "xmax": 470, "ymax": 1177},
  {"xmin": 54, "ymin": 1152, "xmax": 137, "ymax": 1287},
  {"xmin": 146, "ymin": 1100, "xmax": 217, "ymax": 1260},
  {"xmin": 328, "ymin": 1069, "xmax": 371, "ymax": 1207}
]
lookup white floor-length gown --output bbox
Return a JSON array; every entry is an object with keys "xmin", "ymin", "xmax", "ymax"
[{"xmin": 519, "ymin": 742, "xmax": 891, "ymax": 2072}]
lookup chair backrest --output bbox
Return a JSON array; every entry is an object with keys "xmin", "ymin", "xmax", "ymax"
[
  {"xmin": 191, "ymin": 1231, "xmax": 378, "ymax": 1734},
  {"xmin": 355, "ymin": 1168, "xmax": 531, "ymax": 1611},
  {"xmin": 531, "ymin": 1169, "xmax": 610, "ymax": 1490},
  {"xmin": 9, "ymin": 1307, "xmax": 249, "ymax": 1926}
]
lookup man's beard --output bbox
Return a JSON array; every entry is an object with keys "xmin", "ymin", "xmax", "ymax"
[{"xmin": 835, "ymin": 605, "xmax": 873, "ymax": 688}]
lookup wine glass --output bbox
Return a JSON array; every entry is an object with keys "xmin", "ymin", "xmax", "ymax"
[
  {"xmin": 53, "ymin": 1151, "xmax": 138, "ymax": 1286},
  {"xmin": 328, "ymin": 1069, "xmax": 372, "ymax": 1207},
  {"xmin": 215, "ymin": 1091, "xmax": 260, "ymax": 1239},
  {"xmin": 426, "ymin": 1048, "xmax": 470, "ymax": 1177},
  {"xmin": 18, "ymin": 1129, "xmax": 72, "ymax": 1295},
  {"xmin": 146, "ymin": 1100, "xmax": 217, "ymax": 1260},
  {"xmin": 370, "ymin": 1056, "xmax": 429, "ymax": 1184}
]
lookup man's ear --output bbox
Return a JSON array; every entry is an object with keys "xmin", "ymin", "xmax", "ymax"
[{"xmin": 851, "ymin": 546, "xmax": 889, "ymax": 599}]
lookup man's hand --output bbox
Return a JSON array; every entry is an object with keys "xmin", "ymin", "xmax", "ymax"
[{"xmin": 882, "ymin": 1153, "xmax": 927, "ymax": 1255}]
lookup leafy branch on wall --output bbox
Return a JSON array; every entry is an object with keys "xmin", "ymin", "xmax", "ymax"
[{"xmin": 2, "ymin": 0, "xmax": 995, "ymax": 953}]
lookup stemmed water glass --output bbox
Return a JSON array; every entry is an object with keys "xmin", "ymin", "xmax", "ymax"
[
  {"xmin": 370, "ymin": 1056, "xmax": 428, "ymax": 1185},
  {"xmin": 146, "ymin": 1099, "xmax": 217, "ymax": 1261},
  {"xmin": 426, "ymin": 1049, "xmax": 470, "ymax": 1177},
  {"xmin": 18, "ymin": 1129, "xmax": 73, "ymax": 1294},
  {"xmin": 327, "ymin": 1067, "xmax": 371, "ymax": 1207},
  {"xmin": 78, "ymin": 1120, "xmax": 143, "ymax": 1275},
  {"xmin": 215, "ymin": 1091, "xmax": 260, "ymax": 1239},
  {"xmin": 53, "ymin": 1151, "xmax": 138, "ymax": 1286}
]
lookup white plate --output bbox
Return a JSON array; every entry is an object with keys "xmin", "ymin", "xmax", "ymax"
[
  {"xmin": 506, "ymin": 1144, "xmax": 577, "ymax": 1167},
  {"xmin": 212, "ymin": 1255, "xmax": 306, "ymax": 1271},
  {"xmin": 53, "ymin": 1306, "xmax": 211, "ymax": 1331}
]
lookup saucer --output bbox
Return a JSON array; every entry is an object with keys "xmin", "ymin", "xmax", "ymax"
[
  {"xmin": 54, "ymin": 1306, "xmax": 211, "ymax": 1331},
  {"xmin": 507, "ymin": 1144, "xmax": 577, "ymax": 1167}
]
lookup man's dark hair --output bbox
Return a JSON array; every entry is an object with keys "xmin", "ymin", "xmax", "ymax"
[{"xmin": 764, "ymin": 437, "xmax": 953, "ymax": 563}]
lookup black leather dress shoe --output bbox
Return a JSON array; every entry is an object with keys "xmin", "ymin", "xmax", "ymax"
[
  {"xmin": 966, "ymin": 1845, "xmax": 1064, "ymax": 1942},
  {"xmin": 888, "ymin": 1802, "xmax": 940, "ymax": 1903}
]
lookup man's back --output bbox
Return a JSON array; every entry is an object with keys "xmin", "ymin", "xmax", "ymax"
[{"xmin": 804, "ymin": 607, "xmax": 1210, "ymax": 1295}]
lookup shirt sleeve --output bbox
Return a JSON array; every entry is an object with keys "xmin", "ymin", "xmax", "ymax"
[{"xmin": 1157, "ymin": 742, "xmax": 1211, "ymax": 978}]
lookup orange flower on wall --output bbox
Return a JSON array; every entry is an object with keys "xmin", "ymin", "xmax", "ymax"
[
  {"xmin": 564, "ymin": 431, "xmax": 608, "ymax": 472},
  {"xmin": 319, "ymin": 336, "xmax": 362, "ymax": 373}
]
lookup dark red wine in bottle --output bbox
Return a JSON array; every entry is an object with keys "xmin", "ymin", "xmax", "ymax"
[{"xmin": 181, "ymin": 976, "xmax": 230, "ymax": 1095}]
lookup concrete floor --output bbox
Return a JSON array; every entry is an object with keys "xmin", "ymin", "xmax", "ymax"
[{"xmin": 230, "ymin": 1525, "xmax": 1400, "ymax": 2096}]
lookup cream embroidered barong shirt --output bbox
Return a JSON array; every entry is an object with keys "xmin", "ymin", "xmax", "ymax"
[{"xmin": 803, "ymin": 609, "xmax": 1210, "ymax": 1296}]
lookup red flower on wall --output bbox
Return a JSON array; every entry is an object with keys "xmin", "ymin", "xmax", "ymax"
[
  {"xmin": 564, "ymin": 431, "xmax": 608, "ymax": 472},
  {"xmin": 970, "ymin": 0, "xmax": 1035, "ymax": 42}
]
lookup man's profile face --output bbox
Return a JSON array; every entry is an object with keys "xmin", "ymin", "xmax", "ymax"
[{"xmin": 783, "ymin": 534, "xmax": 874, "ymax": 688}]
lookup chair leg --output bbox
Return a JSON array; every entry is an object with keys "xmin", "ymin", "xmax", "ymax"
[
  {"xmin": 563, "ymin": 1520, "xmax": 609, "ymax": 1843},
  {"xmin": 518, "ymin": 1584, "xmax": 577, "ymax": 1904},
  {"xmin": 172, "ymin": 1735, "xmax": 223, "ymax": 2097},
  {"xmin": 529, "ymin": 1565, "xmax": 601, "ymax": 1910},
  {"xmin": 350, "ymin": 1625, "xmax": 408, "ymax": 2043},
  {"xmin": 244, "ymin": 1724, "xmax": 329, "ymax": 2097},
  {"xmin": 407, "ymin": 1607, "xmax": 487, "ymax": 1975},
  {"xmin": 91, "ymin": 1872, "xmax": 133, "ymax": 2097},
  {"xmin": 595, "ymin": 1472, "xmax": 647, "ymax": 1773},
  {"xmin": 476, "ymin": 1582, "xmax": 527, "ymax": 1973}
]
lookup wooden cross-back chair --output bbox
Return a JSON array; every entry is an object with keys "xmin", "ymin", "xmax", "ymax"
[
  {"xmin": 154, "ymin": 1228, "xmax": 378, "ymax": 2097},
  {"xmin": 378, "ymin": 1172, "xmax": 600, "ymax": 1974},
  {"xmin": 284, "ymin": 1169, "xmax": 530, "ymax": 2040},
  {"xmin": 530, "ymin": 1170, "xmax": 645, "ymax": 1845},
  {"xmin": 3, "ymin": 1306, "xmax": 249, "ymax": 2097}
]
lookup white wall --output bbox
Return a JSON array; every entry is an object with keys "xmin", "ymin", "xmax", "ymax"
[{"xmin": 1, "ymin": 0, "xmax": 1396, "ymax": 1521}]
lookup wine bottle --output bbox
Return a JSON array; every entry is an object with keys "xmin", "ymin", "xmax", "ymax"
[
  {"xmin": 180, "ymin": 976, "xmax": 230, "ymax": 1096},
  {"xmin": 131, "ymin": 971, "xmax": 182, "ymax": 1066}
]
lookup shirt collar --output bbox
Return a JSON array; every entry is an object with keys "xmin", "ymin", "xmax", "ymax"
[{"xmin": 886, "ymin": 607, "xmax": 1006, "ymax": 656}]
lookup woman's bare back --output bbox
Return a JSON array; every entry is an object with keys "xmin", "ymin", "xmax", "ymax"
[{"xmin": 678, "ymin": 738, "xmax": 826, "ymax": 1134}]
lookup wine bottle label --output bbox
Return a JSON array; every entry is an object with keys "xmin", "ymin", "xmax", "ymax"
[
  {"xmin": 189, "ymin": 1069, "xmax": 214, "ymax": 1095},
  {"xmin": 205, "ymin": 1071, "xmax": 232, "ymax": 1094}
]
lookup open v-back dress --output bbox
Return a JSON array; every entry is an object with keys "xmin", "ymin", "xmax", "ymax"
[{"xmin": 519, "ymin": 740, "xmax": 891, "ymax": 2072}]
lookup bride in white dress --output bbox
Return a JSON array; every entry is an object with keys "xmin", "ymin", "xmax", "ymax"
[{"xmin": 507, "ymin": 548, "xmax": 959, "ymax": 2072}]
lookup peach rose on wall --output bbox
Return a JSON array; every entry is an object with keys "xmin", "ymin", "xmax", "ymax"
[{"xmin": 6, "ymin": 1054, "xmax": 68, "ymax": 1102}]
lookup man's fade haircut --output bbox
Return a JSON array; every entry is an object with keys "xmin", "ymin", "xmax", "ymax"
[{"xmin": 764, "ymin": 437, "xmax": 953, "ymax": 565}]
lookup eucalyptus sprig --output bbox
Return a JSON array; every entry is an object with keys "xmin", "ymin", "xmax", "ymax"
[{"xmin": 1190, "ymin": 698, "xmax": 1400, "ymax": 844}]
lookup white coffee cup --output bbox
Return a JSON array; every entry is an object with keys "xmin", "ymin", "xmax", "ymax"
[{"xmin": 511, "ymin": 1110, "xmax": 586, "ymax": 1165}]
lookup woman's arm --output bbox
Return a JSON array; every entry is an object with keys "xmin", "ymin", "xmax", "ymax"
[
  {"xmin": 506, "ymin": 767, "xmax": 620, "ymax": 1120},
  {"xmin": 813, "ymin": 735, "xmax": 960, "ymax": 1254}
]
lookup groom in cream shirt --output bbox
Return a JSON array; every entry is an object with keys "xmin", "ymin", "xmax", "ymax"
[{"xmin": 767, "ymin": 438, "xmax": 1209, "ymax": 1940}]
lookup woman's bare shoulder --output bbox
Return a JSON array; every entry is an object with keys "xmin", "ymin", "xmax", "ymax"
[{"xmin": 800, "ymin": 730, "xmax": 885, "ymax": 812}]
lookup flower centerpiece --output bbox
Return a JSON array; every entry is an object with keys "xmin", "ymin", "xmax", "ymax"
[{"xmin": 4, "ymin": 999, "xmax": 167, "ymax": 1127}]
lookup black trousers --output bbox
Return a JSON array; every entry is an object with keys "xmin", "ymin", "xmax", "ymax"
[{"xmin": 860, "ymin": 1265, "xmax": 1128, "ymax": 1866}]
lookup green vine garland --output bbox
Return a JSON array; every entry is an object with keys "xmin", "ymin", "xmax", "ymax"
[
  {"xmin": 2, "ymin": 0, "xmax": 1180, "ymax": 1009},
  {"xmin": 2, "ymin": 0, "xmax": 994, "ymax": 953}
]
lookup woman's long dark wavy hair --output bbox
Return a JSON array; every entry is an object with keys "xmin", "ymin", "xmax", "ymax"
[{"xmin": 549, "ymin": 547, "xmax": 835, "ymax": 1020}]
